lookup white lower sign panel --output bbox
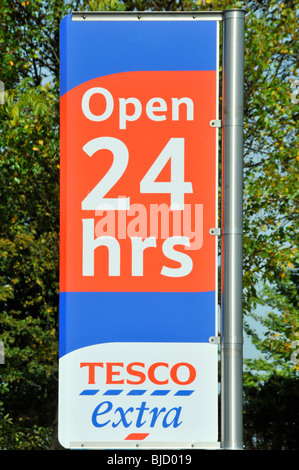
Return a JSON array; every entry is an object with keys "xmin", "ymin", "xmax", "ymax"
[{"xmin": 59, "ymin": 342, "xmax": 218, "ymax": 448}]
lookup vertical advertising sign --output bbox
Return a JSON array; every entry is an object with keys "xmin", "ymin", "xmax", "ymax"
[{"xmin": 59, "ymin": 12, "xmax": 220, "ymax": 449}]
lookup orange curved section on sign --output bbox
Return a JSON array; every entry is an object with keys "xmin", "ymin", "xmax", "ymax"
[{"xmin": 60, "ymin": 71, "xmax": 217, "ymax": 293}]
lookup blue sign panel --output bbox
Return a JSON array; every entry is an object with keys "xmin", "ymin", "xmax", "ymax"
[{"xmin": 59, "ymin": 12, "xmax": 220, "ymax": 449}]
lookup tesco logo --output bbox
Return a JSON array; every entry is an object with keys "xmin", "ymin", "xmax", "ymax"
[{"xmin": 80, "ymin": 361, "xmax": 196, "ymax": 386}]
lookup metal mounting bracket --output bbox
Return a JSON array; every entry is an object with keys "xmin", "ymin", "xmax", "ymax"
[
  {"xmin": 209, "ymin": 228, "xmax": 221, "ymax": 236},
  {"xmin": 210, "ymin": 119, "xmax": 222, "ymax": 128},
  {"xmin": 209, "ymin": 336, "xmax": 221, "ymax": 345}
]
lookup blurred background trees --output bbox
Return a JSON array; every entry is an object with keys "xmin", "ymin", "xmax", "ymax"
[{"xmin": 0, "ymin": 0, "xmax": 298, "ymax": 449}]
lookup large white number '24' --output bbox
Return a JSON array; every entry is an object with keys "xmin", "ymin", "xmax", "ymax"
[{"xmin": 81, "ymin": 137, "xmax": 193, "ymax": 211}]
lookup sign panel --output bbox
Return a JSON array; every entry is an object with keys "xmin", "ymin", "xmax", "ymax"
[{"xmin": 59, "ymin": 12, "xmax": 220, "ymax": 449}]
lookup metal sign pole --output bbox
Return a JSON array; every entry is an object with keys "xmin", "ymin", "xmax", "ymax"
[{"xmin": 221, "ymin": 9, "xmax": 245, "ymax": 450}]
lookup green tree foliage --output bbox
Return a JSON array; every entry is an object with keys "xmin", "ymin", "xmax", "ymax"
[
  {"xmin": 245, "ymin": 263, "xmax": 299, "ymax": 382},
  {"xmin": 241, "ymin": 0, "xmax": 299, "ymax": 386},
  {"xmin": 0, "ymin": 0, "xmax": 65, "ymax": 450},
  {"xmin": 0, "ymin": 0, "xmax": 298, "ymax": 449}
]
